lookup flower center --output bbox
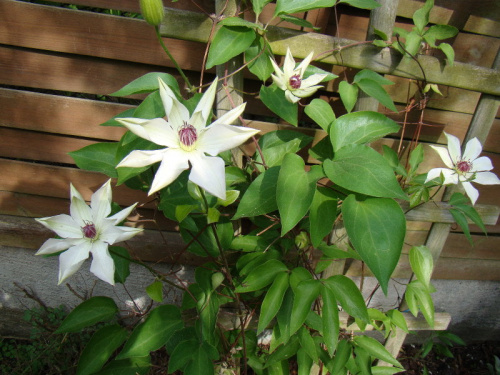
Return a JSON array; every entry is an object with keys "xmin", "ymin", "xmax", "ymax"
[
  {"xmin": 456, "ymin": 160, "xmax": 472, "ymax": 174},
  {"xmin": 289, "ymin": 75, "xmax": 302, "ymax": 89},
  {"xmin": 178, "ymin": 122, "xmax": 198, "ymax": 151},
  {"xmin": 82, "ymin": 222, "xmax": 97, "ymax": 239}
]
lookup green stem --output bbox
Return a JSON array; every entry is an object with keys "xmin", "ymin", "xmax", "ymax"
[{"xmin": 155, "ymin": 26, "xmax": 194, "ymax": 92}]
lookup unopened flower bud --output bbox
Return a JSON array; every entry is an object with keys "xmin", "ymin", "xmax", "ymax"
[
  {"xmin": 140, "ymin": 0, "xmax": 165, "ymax": 26},
  {"xmin": 294, "ymin": 231, "xmax": 310, "ymax": 250}
]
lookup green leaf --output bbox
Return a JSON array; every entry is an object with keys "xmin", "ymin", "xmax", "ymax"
[
  {"xmin": 408, "ymin": 144, "xmax": 424, "ymax": 176},
  {"xmin": 304, "ymin": 98, "xmax": 335, "ymax": 131},
  {"xmin": 321, "ymin": 286, "xmax": 340, "ymax": 356},
  {"xmin": 167, "ymin": 339, "xmax": 198, "ymax": 373},
  {"xmin": 326, "ymin": 339, "xmax": 352, "ymax": 374},
  {"xmin": 354, "ymin": 346, "xmax": 372, "ymax": 375},
  {"xmin": 69, "ymin": 142, "xmax": 118, "ymax": 178},
  {"xmin": 298, "ymin": 327, "xmax": 319, "ymax": 363},
  {"xmin": 109, "ymin": 246, "xmax": 131, "ymax": 284},
  {"xmin": 449, "ymin": 193, "xmax": 486, "ymax": 233},
  {"xmin": 274, "ymin": 0, "xmax": 335, "ymax": 15},
  {"xmin": 218, "ymin": 17, "xmax": 264, "ymax": 30},
  {"xmin": 100, "ymin": 108, "xmax": 135, "ymax": 127},
  {"xmin": 245, "ymin": 36, "xmax": 274, "ymax": 81},
  {"xmin": 405, "ymin": 280, "xmax": 434, "ymax": 327},
  {"xmin": 56, "ymin": 297, "xmax": 118, "ymax": 333},
  {"xmin": 308, "ymin": 135, "xmax": 334, "ymax": 162},
  {"xmin": 260, "ymin": 84, "xmax": 298, "ymax": 126},
  {"xmin": 329, "ymin": 111, "xmax": 399, "ymax": 152},
  {"xmin": 258, "ymin": 129, "xmax": 313, "ymax": 153},
  {"xmin": 356, "ymin": 79, "xmax": 397, "ymax": 112},
  {"xmin": 424, "ymin": 25, "xmax": 458, "ymax": 46},
  {"xmin": 134, "ymin": 90, "xmax": 166, "ymax": 119},
  {"xmin": 93, "ymin": 356, "xmax": 151, "ymax": 375},
  {"xmin": 353, "ymin": 70, "xmax": 394, "ymax": 86},
  {"xmin": 338, "ymin": 0, "xmax": 381, "ymax": 10},
  {"xmin": 252, "ymin": 0, "xmax": 273, "ymax": 17},
  {"xmin": 277, "ymin": 153, "xmax": 317, "ymax": 235},
  {"xmin": 76, "ymin": 324, "xmax": 128, "ymax": 375},
  {"xmin": 111, "ymin": 72, "xmax": 180, "ymax": 96},
  {"xmin": 309, "ymin": 187, "xmax": 338, "ymax": 247},
  {"xmin": 372, "ymin": 366, "xmax": 405, "ymax": 375},
  {"xmin": 438, "ymin": 42, "xmax": 455, "ymax": 66},
  {"xmin": 290, "ymin": 279, "xmax": 321, "ymax": 336},
  {"xmin": 382, "ymin": 145, "xmax": 407, "ymax": 177},
  {"xmin": 338, "ymin": 81, "xmax": 358, "ymax": 113},
  {"xmin": 158, "ymin": 172, "xmax": 199, "ymax": 221},
  {"xmin": 387, "ymin": 309, "xmax": 409, "ymax": 333},
  {"xmin": 297, "ymin": 348, "xmax": 314, "ymax": 375},
  {"xmin": 413, "ymin": 0, "xmax": 434, "ymax": 34},
  {"xmin": 236, "ymin": 259, "xmax": 288, "ymax": 293},
  {"xmin": 354, "ymin": 335, "xmax": 403, "ymax": 368},
  {"xmin": 233, "ymin": 166, "xmax": 280, "ymax": 219},
  {"xmin": 279, "ymin": 15, "xmax": 318, "ymax": 30},
  {"xmin": 303, "ymin": 65, "xmax": 338, "ymax": 82},
  {"xmin": 117, "ymin": 305, "xmax": 183, "ymax": 359},
  {"xmin": 324, "ymin": 144, "xmax": 407, "ymax": 200},
  {"xmin": 266, "ymin": 335, "xmax": 300, "ymax": 367},
  {"xmin": 146, "ymin": 280, "xmax": 163, "ymax": 302},
  {"xmin": 342, "ymin": 195, "xmax": 406, "ymax": 295},
  {"xmin": 409, "ymin": 246, "xmax": 433, "ymax": 290},
  {"xmin": 206, "ymin": 26, "xmax": 256, "ymax": 69},
  {"xmin": 258, "ymin": 272, "xmax": 290, "ymax": 334},
  {"xmin": 323, "ymin": 275, "xmax": 369, "ymax": 322}
]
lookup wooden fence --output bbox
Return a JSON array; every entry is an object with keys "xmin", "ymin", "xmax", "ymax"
[{"xmin": 0, "ymin": 0, "xmax": 499, "ymax": 282}]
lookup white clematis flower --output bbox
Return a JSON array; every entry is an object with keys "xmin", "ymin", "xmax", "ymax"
[
  {"xmin": 116, "ymin": 78, "xmax": 259, "ymax": 200},
  {"xmin": 35, "ymin": 180, "xmax": 142, "ymax": 285},
  {"xmin": 270, "ymin": 48, "xmax": 327, "ymax": 103},
  {"xmin": 425, "ymin": 132, "xmax": 500, "ymax": 205}
]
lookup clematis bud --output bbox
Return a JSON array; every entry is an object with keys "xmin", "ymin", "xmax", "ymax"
[
  {"xmin": 140, "ymin": 0, "xmax": 165, "ymax": 26},
  {"xmin": 294, "ymin": 231, "xmax": 310, "ymax": 250}
]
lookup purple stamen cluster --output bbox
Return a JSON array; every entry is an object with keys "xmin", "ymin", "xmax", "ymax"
[
  {"xmin": 179, "ymin": 122, "xmax": 198, "ymax": 147},
  {"xmin": 289, "ymin": 75, "xmax": 302, "ymax": 89},
  {"xmin": 82, "ymin": 222, "xmax": 97, "ymax": 239},
  {"xmin": 457, "ymin": 160, "xmax": 472, "ymax": 173}
]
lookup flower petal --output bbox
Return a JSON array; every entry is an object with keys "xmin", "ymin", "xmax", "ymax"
[
  {"xmin": 300, "ymin": 74, "xmax": 327, "ymax": 88},
  {"xmin": 117, "ymin": 149, "xmax": 165, "ymax": 168},
  {"xmin": 109, "ymin": 203, "xmax": 138, "ymax": 225},
  {"xmin": 425, "ymin": 168, "xmax": 458, "ymax": 185},
  {"xmin": 462, "ymin": 137, "xmax": 482, "ymax": 162},
  {"xmin": 285, "ymin": 90, "xmax": 300, "ymax": 103},
  {"xmin": 116, "ymin": 117, "xmax": 178, "ymax": 147},
  {"xmin": 283, "ymin": 48, "xmax": 296, "ymax": 77},
  {"xmin": 70, "ymin": 196, "xmax": 93, "ymax": 227},
  {"xmin": 89, "ymin": 241, "xmax": 115, "ymax": 285},
  {"xmin": 70, "ymin": 183, "xmax": 85, "ymax": 202},
  {"xmin": 198, "ymin": 123, "xmax": 259, "ymax": 156},
  {"xmin": 295, "ymin": 51, "xmax": 314, "ymax": 77},
  {"xmin": 188, "ymin": 152, "xmax": 226, "ymax": 199},
  {"xmin": 159, "ymin": 78, "xmax": 190, "ymax": 127},
  {"xmin": 190, "ymin": 79, "xmax": 218, "ymax": 130},
  {"xmin": 271, "ymin": 74, "xmax": 287, "ymax": 90},
  {"xmin": 471, "ymin": 156, "xmax": 494, "ymax": 172},
  {"xmin": 90, "ymin": 179, "xmax": 112, "ymax": 226},
  {"xmin": 36, "ymin": 238, "xmax": 80, "ymax": 255},
  {"xmin": 461, "ymin": 181, "xmax": 479, "ymax": 205},
  {"xmin": 100, "ymin": 219, "xmax": 143, "ymax": 244},
  {"xmin": 149, "ymin": 149, "xmax": 190, "ymax": 195},
  {"xmin": 473, "ymin": 171, "xmax": 500, "ymax": 185},
  {"xmin": 58, "ymin": 242, "xmax": 92, "ymax": 284},
  {"xmin": 429, "ymin": 145, "xmax": 454, "ymax": 169},
  {"xmin": 36, "ymin": 214, "xmax": 82, "ymax": 239},
  {"xmin": 210, "ymin": 102, "xmax": 246, "ymax": 128},
  {"xmin": 444, "ymin": 132, "xmax": 461, "ymax": 164},
  {"xmin": 292, "ymin": 85, "xmax": 322, "ymax": 98}
]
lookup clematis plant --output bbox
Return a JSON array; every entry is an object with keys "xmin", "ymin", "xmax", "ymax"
[
  {"xmin": 116, "ymin": 78, "xmax": 259, "ymax": 199},
  {"xmin": 35, "ymin": 180, "xmax": 142, "ymax": 285},
  {"xmin": 270, "ymin": 47, "xmax": 327, "ymax": 103},
  {"xmin": 426, "ymin": 132, "xmax": 500, "ymax": 204}
]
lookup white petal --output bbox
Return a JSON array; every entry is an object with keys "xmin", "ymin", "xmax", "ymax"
[
  {"xmin": 116, "ymin": 117, "xmax": 178, "ymax": 147},
  {"xmin": 429, "ymin": 145, "xmax": 454, "ymax": 169},
  {"xmin": 149, "ymin": 149, "xmax": 190, "ymax": 195},
  {"xmin": 198, "ymin": 123, "xmax": 259, "ymax": 156},
  {"xmin": 285, "ymin": 90, "xmax": 300, "ymax": 103},
  {"xmin": 425, "ymin": 168, "xmax": 458, "ymax": 185},
  {"xmin": 36, "ymin": 238, "xmax": 80, "ymax": 255},
  {"xmin": 188, "ymin": 153, "xmax": 226, "ymax": 199},
  {"xmin": 271, "ymin": 74, "xmax": 287, "ymax": 90},
  {"xmin": 69, "ymin": 197, "xmax": 92, "ymax": 227},
  {"xmin": 293, "ymin": 86, "xmax": 322, "ymax": 98},
  {"xmin": 190, "ymin": 79, "xmax": 217, "ymax": 130},
  {"xmin": 58, "ymin": 242, "xmax": 92, "ymax": 284},
  {"xmin": 471, "ymin": 156, "xmax": 494, "ymax": 172},
  {"xmin": 109, "ymin": 203, "xmax": 138, "ymax": 225},
  {"xmin": 270, "ymin": 57, "xmax": 283, "ymax": 76},
  {"xmin": 283, "ymin": 48, "xmax": 296, "ymax": 77},
  {"xmin": 444, "ymin": 132, "xmax": 462, "ymax": 164},
  {"xmin": 461, "ymin": 181, "xmax": 479, "ymax": 205},
  {"xmin": 158, "ymin": 78, "xmax": 190, "ymax": 127},
  {"xmin": 70, "ymin": 183, "xmax": 85, "ymax": 202},
  {"xmin": 36, "ymin": 214, "xmax": 82, "ymax": 239},
  {"xmin": 473, "ymin": 171, "xmax": 500, "ymax": 185},
  {"xmin": 301, "ymin": 74, "xmax": 327, "ymax": 88},
  {"xmin": 89, "ymin": 242, "xmax": 115, "ymax": 285},
  {"xmin": 462, "ymin": 137, "xmax": 482, "ymax": 162},
  {"xmin": 117, "ymin": 149, "xmax": 165, "ymax": 168},
  {"xmin": 296, "ymin": 51, "xmax": 314, "ymax": 77},
  {"xmin": 91, "ymin": 179, "xmax": 112, "ymax": 226},
  {"xmin": 210, "ymin": 102, "xmax": 246, "ymax": 128},
  {"xmin": 100, "ymin": 219, "xmax": 143, "ymax": 244}
]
